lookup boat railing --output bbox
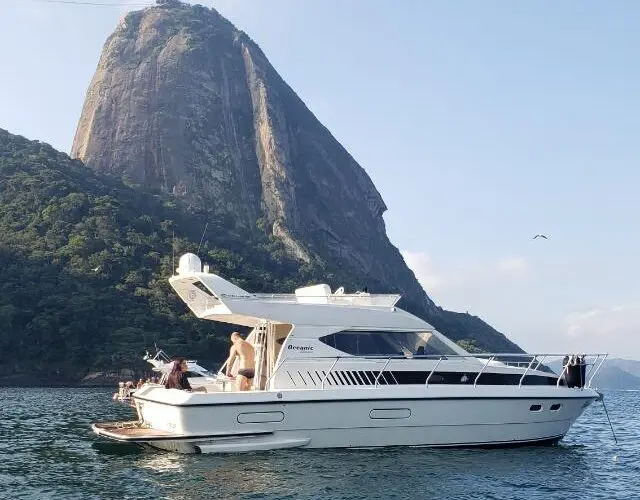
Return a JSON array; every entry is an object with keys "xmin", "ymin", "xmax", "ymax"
[
  {"xmin": 207, "ymin": 293, "xmax": 402, "ymax": 308},
  {"xmin": 266, "ymin": 352, "xmax": 608, "ymax": 390}
]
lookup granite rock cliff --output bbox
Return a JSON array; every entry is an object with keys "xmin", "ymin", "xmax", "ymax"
[{"xmin": 72, "ymin": 0, "xmax": 521, "ymax": 352}]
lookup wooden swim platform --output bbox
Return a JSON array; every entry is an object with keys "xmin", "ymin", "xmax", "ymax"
[{"xmin": 92, "ymin": 421, "xmax": 181, "ymax": 442}]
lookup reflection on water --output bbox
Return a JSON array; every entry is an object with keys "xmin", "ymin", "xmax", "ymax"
[
  {"xmin": 138, "ymin": 453, "xmax": 188, "ymax": 473},
  {"xmin": 91, "ymin": 442, "xmax": 145, "ymax": 456},
  {"xmin": 0, "ymin": 387, "xmax": 638, "ymax": 500}
]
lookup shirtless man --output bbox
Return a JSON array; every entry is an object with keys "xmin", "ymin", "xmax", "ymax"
[{"xmin": 224, "ymin": 332, "xmax": 256, "ymax": 391}]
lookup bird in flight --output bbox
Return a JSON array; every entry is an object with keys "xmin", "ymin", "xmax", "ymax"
[
  {"xmin": 532, "ymin": 234, "xmax": 549, "ymax": 240},
  {"xmin": 92, "ymin": 266, "xmax": 101, "ymax": 272}
]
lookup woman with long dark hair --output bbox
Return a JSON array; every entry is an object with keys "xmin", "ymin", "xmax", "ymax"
[{"xmin": 164, "ymin": 358, "xmax": 192, "ymax": 391}]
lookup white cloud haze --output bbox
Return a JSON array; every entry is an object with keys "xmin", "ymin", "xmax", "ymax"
[
  {"xmin": 402, "ymin": 251, "xmax": 531, "ymax": 299},
  {"xmin": 565, "ymin": 305, "xmax": 640, "ymax": 342},
  {"xmin": 402, "ymin": 250, "xmax": 640, "ymax": 357}
]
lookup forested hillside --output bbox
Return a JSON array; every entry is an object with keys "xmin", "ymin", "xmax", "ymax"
[
  {"xmin": 0, "ymin": 129, "xmax": 352, "ymax": 382},
  {"xmin": 0, "ymin": 129, "xmax": 518, "ymax": 384}
]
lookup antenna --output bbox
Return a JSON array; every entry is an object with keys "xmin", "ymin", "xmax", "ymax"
[
  {"xmin": 172, "ymin": 228, "xmax": 175, "ymax": 276},
  {"xmin": 197, "ymin": 222, "xmax": 209, "ymax": 254}
]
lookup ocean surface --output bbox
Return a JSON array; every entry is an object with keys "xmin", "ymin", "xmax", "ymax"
[{"xmin": 0, "ymin": 388, "xmax": 638, "ymax": 500}]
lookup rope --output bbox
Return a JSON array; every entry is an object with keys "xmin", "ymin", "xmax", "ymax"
[{"xmin": 601, "ymin": 396, "xmax": 618, "ymax": 445}]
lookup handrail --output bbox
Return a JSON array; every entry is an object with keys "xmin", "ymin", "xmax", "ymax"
[
  {"xmin": 265, "ymin": 358, "xmax": 284, "ymax": 389},
  {"xmin": 251, "ymin": 293, "xmax": 401, "ymax": 308},
  {"xmin": 587, "ymin": 354, "xmax": 608, "ymax": 388},
  {"xmin": 518, "ymin": 356, "xmax": 536, "ymax": 388},
  {"xmin": 374, "ymin": 358, "xmax": 392, "ymax": 387},
  {"xmin": 425, "ymin": 356, "xmax": 443, "ymax": 387},
  {"xmin": 474, "ymin": 356, "xmax": 494, "ymax": 387},
  {"xmin": 320, "ymin": 357, "xmax": 340, "ymax": 390},
  {"xmin": 519, "ymin": 355, "xmax": 546, "ymax": 387},
  {"xmin": 260, "ymin": 352, "xmax": 608, "ymax": 390},
  {"xmin": 556, "ymin": 363, "xmax": 569, "ymax": 387},
  {"xmin": 252, "ymin": 293, "xmax": 400, "ymax": 299},
  {"xmin": 582, "ymin": 354, "xmax": 597, "ymax": 388},
  {"xmin": 252, "ymin": 352, "xmax": 608, "ymax": 361}
]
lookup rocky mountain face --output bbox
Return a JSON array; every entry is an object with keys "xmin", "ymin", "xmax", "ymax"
[{"xmin": 72, "ymin": 0, "xmax": 521, "ymax": 352}]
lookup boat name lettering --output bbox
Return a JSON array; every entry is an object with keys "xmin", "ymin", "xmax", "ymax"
[{"xmin": 288, "ymin": 345, "xmax": 314, "ymax": 352}]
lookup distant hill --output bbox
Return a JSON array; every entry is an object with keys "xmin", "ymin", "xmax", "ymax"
[
  {"xmin": 607, "ymin": 359, "xmax": 640, "ymax": 380},
  {"xmin": 549, "ymin": 359, "xmax": 640, "ymax": 390}
]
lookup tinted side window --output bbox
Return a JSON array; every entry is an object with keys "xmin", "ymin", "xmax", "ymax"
[{"xmin": 319, "ymin": 330, "xmax": 458, "ymax": 356}]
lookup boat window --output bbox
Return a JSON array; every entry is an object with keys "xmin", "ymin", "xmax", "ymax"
[
  {"xmin": 319, "ymin": 330, "xmax": 459, "ymax": 356},
  {"xmin": 192, "ymin": 281, "xmax": 215, "ymax": 296}
]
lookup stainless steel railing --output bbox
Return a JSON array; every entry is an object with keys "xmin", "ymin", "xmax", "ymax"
[{"xmin": 265, "ymin": 352, "xmax": 608, "ymax": 390}]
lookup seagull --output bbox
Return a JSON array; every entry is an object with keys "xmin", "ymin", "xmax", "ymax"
[
  {"xmin": 533, "ymin": 234, "xmax": 549, "ymax": 240},
  {"xmin": 92, "ymin": 266, "xmax": 101, "ymax": 272}
]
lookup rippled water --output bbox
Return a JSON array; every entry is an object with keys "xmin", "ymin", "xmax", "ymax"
[{"xmin": 0, "ymin": 388, "xmax": 638, "ymax": 499}]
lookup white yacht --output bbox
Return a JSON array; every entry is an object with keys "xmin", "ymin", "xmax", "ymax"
[{"xmin": 93, "ymin": 253, "xmax": 607, "ymax": 454}]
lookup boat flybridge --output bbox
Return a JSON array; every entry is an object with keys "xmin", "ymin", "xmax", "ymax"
[{"xmin": 92, "ymin": 253, "xmax": 607, "ymax": 454}]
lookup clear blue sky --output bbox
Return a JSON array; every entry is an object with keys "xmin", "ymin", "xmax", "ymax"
[{"xmin": 1, "ymin": 0, "xmax": 639, "ymax": 357}]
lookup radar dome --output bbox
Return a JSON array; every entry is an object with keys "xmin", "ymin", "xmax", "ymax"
[{"xmin": 177, "ymin": 253, "xmax": 202, "ymax": 275}]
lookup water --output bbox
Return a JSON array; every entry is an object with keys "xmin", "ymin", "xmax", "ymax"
[{"xmin": 0, "ymin": 388, "xmax": 638, "ymax": 500}]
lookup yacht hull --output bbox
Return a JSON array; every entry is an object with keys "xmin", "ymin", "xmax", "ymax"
[{"xmin": 95, "ymin": 387, "xmax": 597, "ymax": 454}]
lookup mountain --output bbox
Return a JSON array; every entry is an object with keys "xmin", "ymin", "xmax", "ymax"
[
  {"xmin": 593, "ymin": 365, "xmax": 640, "ymax": 390},
  {"xmin": 71, "ymin": 0, "xmax": 520, "ymax": 353},
  {"xmin": 607, "ymin": 359, "xmax": 640, "ymax": 379}
]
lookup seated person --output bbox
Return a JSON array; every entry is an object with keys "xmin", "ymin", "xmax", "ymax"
[
  {"xmin": 224, "ymin": 332, "xmax": 256, "ymax": 391},
  {"xmin": 165, "ymin": 358, "xmax": 205, "ymax": 392}
]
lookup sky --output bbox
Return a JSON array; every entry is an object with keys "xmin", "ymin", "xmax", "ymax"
[{"xmin": 1, "ymin": 0, "xmax": 639, "ymax": 358}]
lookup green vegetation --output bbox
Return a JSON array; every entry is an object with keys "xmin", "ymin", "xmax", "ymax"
[
  {"xmin": 0, "ymin": 129, "xmax": 335, "ymax": 381},
  {"xmin": 0, "ymin": 129, "xmax": 517, "ymax": 383}
]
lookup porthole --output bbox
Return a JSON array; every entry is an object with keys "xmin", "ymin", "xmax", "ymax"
[
  {"xmin": 550, "ymin": 403, "xmax": 562, "ymax": 411},
  {"xmin": 529, "ymin": 404, "xmax": 542, "ymax": 412}
]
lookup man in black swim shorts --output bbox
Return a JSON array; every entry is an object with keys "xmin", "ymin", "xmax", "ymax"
[
  {"xmin": 224, "ymin": 332, "xmax": 256, "ymax": 391},
  {"xmin": 237, "ymin": 368, "xmax": 255, "ymax": 380}
]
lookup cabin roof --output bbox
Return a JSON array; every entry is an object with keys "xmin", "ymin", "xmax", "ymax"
[{"xmin": 168, "ymin": 253, "xmax": 430, "ymax": 331}]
